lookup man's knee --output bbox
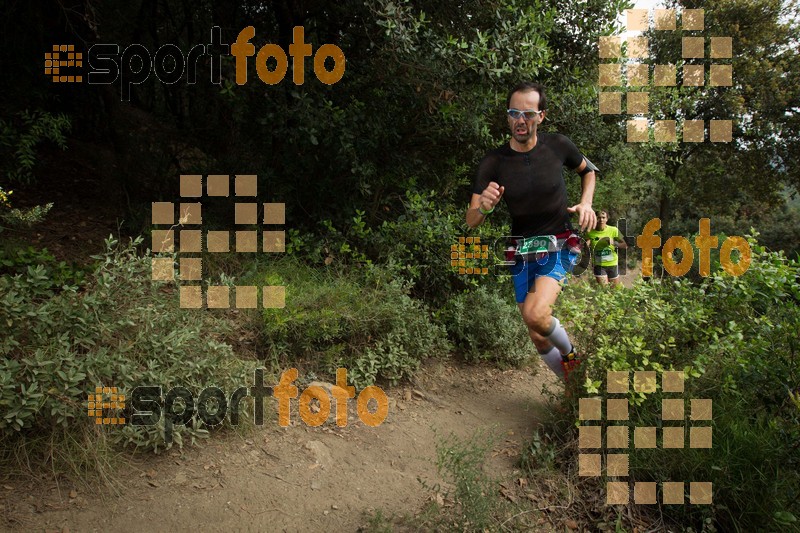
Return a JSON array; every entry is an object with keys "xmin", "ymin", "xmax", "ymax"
[{"xmin": 522, "ymin": 304, "xmax": 552, "ymax": 334}]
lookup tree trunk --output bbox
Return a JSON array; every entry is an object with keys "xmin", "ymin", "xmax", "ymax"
[{"xmin": 659, "ymin": 191, "xmax": 671, "ymax": 240}]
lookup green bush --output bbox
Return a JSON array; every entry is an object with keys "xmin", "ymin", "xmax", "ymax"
[
  {"xmin": 362, "ymin": 190, "xmax": 478, "ymax": 303},
  {"xmin": 0, "ymin": 109, "xmax": 71, "ymax": 184},
  {"xmin": 438, "ymin": 285, "xmax": 531, "ymax": 367},
  {"xmin": 0, "ymin": 186, "xmax": 53, "ymax": 233},
  {"xmin": 553, "ymin": 238, "xmax": 800, "ymax": 531},
  {"xmin": 0, "ymin": 237, "xmax": 249, "ymax": 479},
  {"xmin": 257, "ymin": 258, "xmax": 451, "ymax": 388},
  {"xmin": 0, "ymin": 245, "xmax": 87, "ymax": 288},
  {"xmin": 287, "ymin": 189, "xmax": 512, "ymax": 306}
]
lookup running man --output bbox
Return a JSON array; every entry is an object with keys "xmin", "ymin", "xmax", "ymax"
[
  {"xmin": 585, "ymin": 210, "xmax": 628, "ymax": 286},
  {"xmin": 466, "ymin": 82, "xmax": 597, "ymax": 381}
]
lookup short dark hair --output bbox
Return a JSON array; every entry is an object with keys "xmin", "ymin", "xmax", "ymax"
[{"xmin": 506, "ymin": 82, "xmax": 547, "ymax": 111}]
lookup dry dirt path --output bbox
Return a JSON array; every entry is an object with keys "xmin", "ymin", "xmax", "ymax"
[{"xmin": 2, "ymin": 360, "xmax": 562, "ymax": 532}]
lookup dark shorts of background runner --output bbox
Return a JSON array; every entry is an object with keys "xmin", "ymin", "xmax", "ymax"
[{"xmin": 593, "ymin": 264, "xmax": 619, "ymax": 279}]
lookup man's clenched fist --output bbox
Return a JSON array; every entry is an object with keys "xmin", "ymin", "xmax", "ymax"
[{"xmin": 480, "ymin": 182, "xmax": 505, "ymax": 212}]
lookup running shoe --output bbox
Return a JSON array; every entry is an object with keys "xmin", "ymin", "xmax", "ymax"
[{"xmin": 561, "ymin": 347, "xmax": 581, "ymax": 383}]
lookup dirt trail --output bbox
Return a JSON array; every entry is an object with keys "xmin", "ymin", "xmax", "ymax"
[
  {"xmin": 3, "ymin": 144, "xmax": 642, "ymax": 532},
  {"xmin": 1, "ymin": 360, "xmax": 561, "ymax": 532}
]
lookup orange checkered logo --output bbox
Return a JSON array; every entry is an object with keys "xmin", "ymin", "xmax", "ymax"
[
  {"xmin": 599, "ymin": 8, "xmax": 733, "ymax": 143},
  {"xmin": 45, "ymin": 44, "xmax": 83, "ymax": 83},
  {"xmin": 451, "ymin": 236, "xmax": 490, "ymax": 276},
  {"xmin": 579, "ymin": 370, "xmax": 713, "ymax": 505},
  {"xmin": 87, "ymin": 386, "xmax": 126, "ymax": 425},
  {"xmin": 151, "ymin": 174, "xmax": 286, "ymax": 309}
]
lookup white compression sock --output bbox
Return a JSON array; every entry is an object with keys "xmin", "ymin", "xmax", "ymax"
[
  {"xmin": 538, "ymin": 346, "xmax": 565, "ymax": 378},
  {"xmin": 545, "ymin": 317, "xmax": 573, "ymax": 356}
]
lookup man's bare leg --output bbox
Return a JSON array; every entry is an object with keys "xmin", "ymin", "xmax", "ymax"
[
  {"xmin": 517, "ymin": 276, "xmax": 574, "ymax": 378},
  {"xmin": 518, "ymin": 302, "xmax": 563, "ymax": 377}
]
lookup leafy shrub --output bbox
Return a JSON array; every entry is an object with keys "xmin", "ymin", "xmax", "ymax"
[
  {"xmin": 518, "ymin": 428, "xmax": 559, "ymax": 473},
  {"xmin": 0, "ymin": 109, "xmax": 71, "ymax": 184},
  {"xmin": 553, "ymin": 238, "xmax": 800, "ymax": 531},
  {"xmin": 0, "ymin": 108, "xmax": 64, "ymax": 233},
  {"xmin": 0, "ymin": 186, "xmax": 53, "ymax": 232},
  {"xmin": 257, "ymin": 257, "xmax": 451, "ymax": 388},
  {"xmin": 438, "ymin": 285, "xmax": 531, "ymax": 366},
  {"xmin": 362, "ymin": 190, "xmax": 475, "ymax": 302},
  {"xmin": 0, "ymin": 245, "xmax": 86, "ymax": 289},
  {"xmin": 287, "ymin": 189, "xmax": 512, "ymax": 306},
  {"xmin": 0, "ymin": 237, "xmax": 249, "ymax": 479}
]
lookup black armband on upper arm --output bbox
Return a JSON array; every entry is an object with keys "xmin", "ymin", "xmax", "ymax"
[{"xmin": 577, "ymin": 156, "xmax": 599, "ymax": 176}]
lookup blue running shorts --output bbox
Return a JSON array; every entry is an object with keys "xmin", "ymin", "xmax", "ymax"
[{"xmin": 510, "ymin": 249, "xmax": 580, "ymax": 303}]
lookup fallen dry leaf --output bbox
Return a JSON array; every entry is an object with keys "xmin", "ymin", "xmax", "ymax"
[{"xmin": 500, "ymin": 488, "xmax": 518, "ymax": 503}]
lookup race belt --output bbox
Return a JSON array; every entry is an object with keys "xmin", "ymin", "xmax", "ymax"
[{"xmin": 508, "ymin": 231, "xmax": 582, "ymax": 260}]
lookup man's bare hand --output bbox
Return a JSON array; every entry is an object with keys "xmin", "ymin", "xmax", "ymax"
[
  {"xmin": 479, "ymin": 182, "xmax": 505, "ymax": 212},
  {"xmin": 567, "ymin": 202, "xmax": 596, "ymax": 232}
]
